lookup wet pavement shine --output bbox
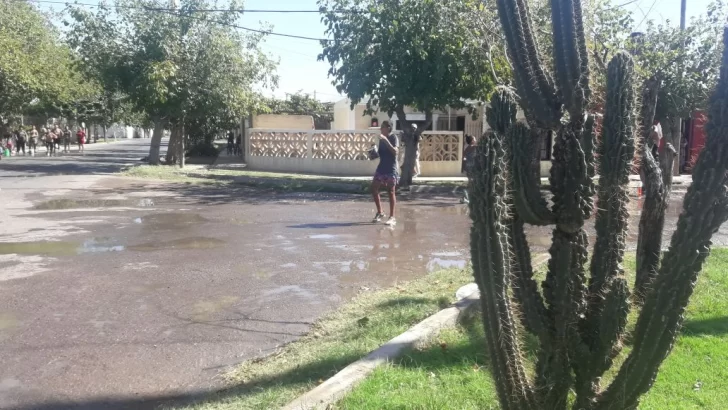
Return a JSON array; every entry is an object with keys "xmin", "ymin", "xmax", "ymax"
[
  {"xmin": 1, "ymin": 140, "xmax": 727, "ymax": 409},
  {"xmin": 0, "ymin": 172, "xmax": 473, "ymax": 409}
]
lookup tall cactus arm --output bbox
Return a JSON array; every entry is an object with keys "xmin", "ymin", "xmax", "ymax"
[
  {"xmin": 573, "ymin": 52, "xmax": 635, "ymax": 406},
  {"xmin": 634, "ymin": 76, "xmax": 667, "ymax": 301},
  {"xmin": 469, "ymin": 134, "xmax": 538, "ymax": 410},
  {"xmin": 539, "ymin": 228, "xmax": 589, "ymax": 409},
  {"xmin": 586, "ymin": 51, "xmax": 635, "ymax": 324},
  {"xmin": 486, "ymin": 87, "xmax": 519, "ymax": 135},
  {"xmin": 508, "ymin": 215, "xmax": 548, "ymax": 339},
  {"xmin": 580, "ymin": 114, "xmax": 597, "ymax": 182},
  {"xmin": 551, "ymin": 0, "xmax": 591, "ymax": 117},
  {"xmin": 597, "ymin": 28, "xmax": 728, "ymax": 410},
  {"xmin": 508, "ymin": 123, "xmax": 556, "ymax": 225},
  {"xmin": 549, "ymin": 127, "xmax": 591, "ymax": 233},
  {"xmin": 495, "ymin": 0, "xmax": 561, "ymax": 128}
]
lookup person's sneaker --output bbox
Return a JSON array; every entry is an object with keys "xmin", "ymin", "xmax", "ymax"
[
  {"xmin": 372, "ymin": 212, "xmax": 385, "ymax": 223},
  {"xmin": 385, "ymin": 217, "xmax": 397, "ymax": 226}
]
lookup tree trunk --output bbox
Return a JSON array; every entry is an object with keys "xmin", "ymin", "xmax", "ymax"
[
  {"xmin": 103, "ymin": 125, "xmax": 107, "ymax": 142},
  {"xmin": 179, "ymin": 122, "xmax": 185, "ymax": 168},
  {"xmin": 148, "ymin": 119, "xmax": 167, "ymax": 165},
  {"xmin": 659, "ymin": 116, "xmax": 681, "ymax": 196},
  {"xmin": 166, "ymin": 124, "xmax": 180, "ymax": 165}
]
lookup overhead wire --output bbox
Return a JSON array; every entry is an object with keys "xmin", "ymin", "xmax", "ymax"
[{"xmin": 22, "ymin": 0, "xmax": 350, "ymax": 41}]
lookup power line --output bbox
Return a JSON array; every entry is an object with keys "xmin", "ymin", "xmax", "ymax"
[
  {"xmin": 157, "ymin": 10, "xmax": 334, "ymax": 42},
  {"xmin": 24, "ymin": 0, "xmax": 358, "ymax": 14},
  {"xmin": 636, "ymin": 0, "xmax": 659, "ymax": 28},
  {"xmin": 26, "ymin": 0, "xmax": 336, "ymax": 42}
]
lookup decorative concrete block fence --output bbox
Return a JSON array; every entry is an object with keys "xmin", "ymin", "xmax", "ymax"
[{"xmin": 245, "ymin": 129, "xmax": 464, "ymax": 177}]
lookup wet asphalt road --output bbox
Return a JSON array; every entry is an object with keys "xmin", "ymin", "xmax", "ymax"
[
  {"xmin": 0, "ymin": 138, "xmax": 160, "ymax": 179},
  {"xmin": 0, "ymin": 140, "xmax": 474, "ymax": 409},
  {"xmin": 1, "ymin": 139, "xmax": 727, "ymax": 410}
]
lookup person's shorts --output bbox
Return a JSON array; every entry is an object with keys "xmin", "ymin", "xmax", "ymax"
[{"xmin": 373, "ymin": 172, "xmax": 398, "ymax": 188}]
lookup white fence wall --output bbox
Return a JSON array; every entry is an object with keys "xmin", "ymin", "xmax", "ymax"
[{"xmin": 246, "ymin": 129, "xmax": 464, "ymax": 177}]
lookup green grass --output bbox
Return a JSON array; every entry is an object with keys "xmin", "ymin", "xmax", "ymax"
[
  {"xmin": 339, "ymin": 249, "xmax": 728, "ymax": 410},
  {"xmin": 167, "ymin": 268, "xmax": 472, "ymax": 410}
]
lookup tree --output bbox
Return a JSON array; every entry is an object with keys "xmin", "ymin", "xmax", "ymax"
[
  {"xmin": 318, "ymin": 0, "xmax": 503, "ymax": 186},
  {"xmin": 468, "ymin": 2, "xmax": 728, "ymax": 410},
  {"xmin": 0, "ymin": 0, "xmax": 96, "ymax": 126},
  {"xmin": 630, "ymin": 7, "xmax": 725, "ymax": 190},
  {"xmin": 265, "ymin": 91, "xmax": 333, "ymax": 129},
  {"xmin": 67, "ymin": 0, "xmax": 277, "ymax": 165}
]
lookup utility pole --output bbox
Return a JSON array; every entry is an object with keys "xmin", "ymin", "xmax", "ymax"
[{"xmin": 680, "ymin": 0, "xmax": 686, "ymax": 30}]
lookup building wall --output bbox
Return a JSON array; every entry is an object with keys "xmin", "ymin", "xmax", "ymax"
[
  {"xmin": 253, "ymin": 114, "xmax": 314, "ymax": 130},
  {"xmin": 333, "ymin": 99, "xmax": 353, "ymax": 130}
]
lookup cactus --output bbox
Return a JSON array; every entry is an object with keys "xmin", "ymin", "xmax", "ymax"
[{"xmin": 468, "ymin": 1, "xmax": 728, "ymax": 409}]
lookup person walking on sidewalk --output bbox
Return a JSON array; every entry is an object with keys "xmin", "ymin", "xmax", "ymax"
[{"xmin": 371, "ymin": 121, "xmax": 399, "ymax": 226}]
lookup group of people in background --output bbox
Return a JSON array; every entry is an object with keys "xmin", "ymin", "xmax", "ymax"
[
  {"xmin": 226, "ymin": 131, "xmax": 243, "ymax": 156},
  {"xmin": 1, "ymin": 125, "xmax": 86, "ymax": 158}
]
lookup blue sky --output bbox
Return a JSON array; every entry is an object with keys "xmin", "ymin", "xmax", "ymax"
[{"xmin": 37, "ymin": 0, "xmax": 714, "ymax": 102}]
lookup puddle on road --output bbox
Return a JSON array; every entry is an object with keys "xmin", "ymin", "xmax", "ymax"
[
  {"xmin": 0, "ymin": 241, "xmax": 78, "ymax": 256},
  {"xmin": 33, "ymin": 198, "xmax": 155, "ymax": 210},
  {"xmin": 127, "ymin": 237, "xmax": 226, "ymax": 252},
  {"xmin": 426, "ymin": 258, "xmax": 468, "ymax": 272},
  {"xmin": 0, "ymin": 313, "xmax": 19, "ymax": 330},
  {"xmin": 190, "ymin": 296, "xmax": 239, "ymax": 321},
  {"xmin": 0, "ymin": 236, "xmax": 224, "ymax": 256},
  {"xmin": 134, "ymin": 213, "xmax": 209, "ymax": 228}
]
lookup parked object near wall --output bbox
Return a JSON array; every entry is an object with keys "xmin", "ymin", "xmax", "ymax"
[{"xmin": 246, "ymin": 129, "xmax": 463, "ymax": 177}]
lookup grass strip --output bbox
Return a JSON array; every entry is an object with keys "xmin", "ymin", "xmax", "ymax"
[
  {"xmin": 339, "ymin": 250, "xmax": 728, "ymax": 409},
  {"xmin": 168, "ymin": 268, "xmax": 472, "ymax": 410}
]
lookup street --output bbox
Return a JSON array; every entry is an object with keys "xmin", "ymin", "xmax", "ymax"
[{"xmin": 0, "ymin": 139, "xmax": 473, "ymax": 409}]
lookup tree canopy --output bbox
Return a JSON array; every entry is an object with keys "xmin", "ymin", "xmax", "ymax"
[
  {"xmin": 66, "ymin": 0, "xmax": 278, "ymax": 164},
  {"xmin": 0, "ymin": 0, "xmax": 96, "ymax": 123},
  {"xmin": 318, "ymin": 0, "xmax": 503, "ymax": 120},
  {"xmin": 318, "ymin": 0, "xmax": 504, "ymax": 184}
]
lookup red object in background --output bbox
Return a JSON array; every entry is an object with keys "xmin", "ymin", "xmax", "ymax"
[{"xmin": 686, "ymin": 111, "xmax": 707, "ymax": 172}]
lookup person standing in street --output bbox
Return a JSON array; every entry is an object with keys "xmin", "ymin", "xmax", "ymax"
[
  {"xmin": 371, "ymin": 120, "xmax": 399, "ymax": 226},
  {"xmin": 63, "ymin": 126, "xmax": 72, "ymax": 153},
  {"xmin": 53, "ymin": 126, "xmax": 62, "ymax": 154},
  {"xmin": 76, "ymin": 127, "xmax": 86, "ymax": 153},
  {"xmin": 29, "ymin": 125, "xmax": 38, "ymax": 156},
  {"xmin": 45, "ymin": 128, "xmax": 56, "ymax": 156},
  {"xmin": 15, "ymin": 128, "xmax": 26, "ymax": 156}
]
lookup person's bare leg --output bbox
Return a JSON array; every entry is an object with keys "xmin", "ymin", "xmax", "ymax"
[
  {"xmin": 388, "ymin": 186, "xmax": 396, "ymax": 217},
  {"xmin": 371, "ymin": 181, "xmax": 383, "ymax": 214}
]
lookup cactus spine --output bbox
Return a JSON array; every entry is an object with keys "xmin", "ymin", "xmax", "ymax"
[{"xmin": 469, "ymin": 1, "xmax": 728, "ymax": 408}]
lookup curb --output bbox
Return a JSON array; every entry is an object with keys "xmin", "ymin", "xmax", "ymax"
[
  {"xmin": 282, "ymin": 254, "xmax": 550, "ymax": 410},
  {"xmin": 281, "ymin": 289, "xmax": 481, "ymax": 410}
]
